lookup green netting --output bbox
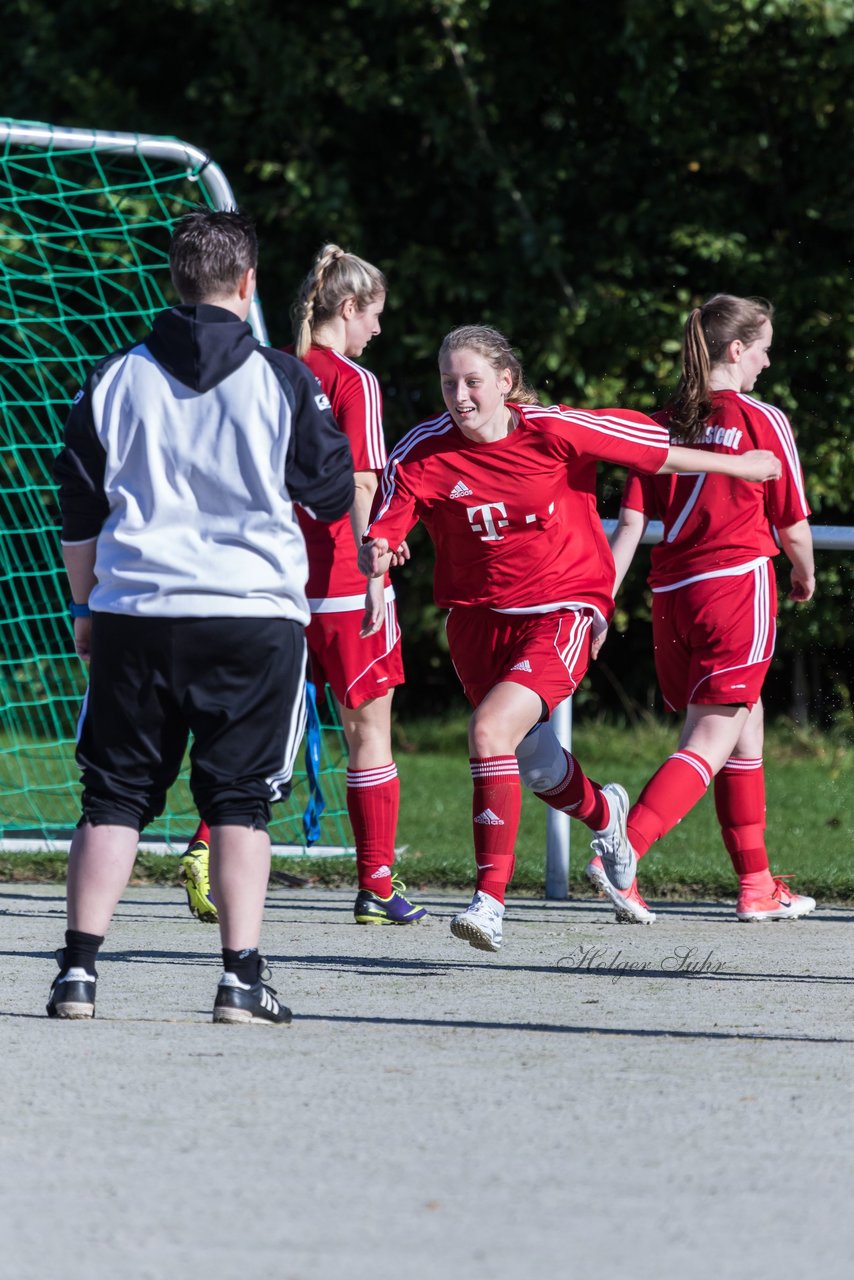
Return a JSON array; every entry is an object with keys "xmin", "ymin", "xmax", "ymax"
[{"xmin": 0, "ymin": 120, "xmax": 351, "ymax": 851}]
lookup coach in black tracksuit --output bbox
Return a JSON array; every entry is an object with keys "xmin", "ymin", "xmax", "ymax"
[{"xmin": 47, "ymin": 209, "xmax": 354, "ymax": 1026}]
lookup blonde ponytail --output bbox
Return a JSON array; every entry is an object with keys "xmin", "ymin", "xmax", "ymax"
[{"xmin": 291, "ymin": 243, "xmax": 386, "ymax": 358}]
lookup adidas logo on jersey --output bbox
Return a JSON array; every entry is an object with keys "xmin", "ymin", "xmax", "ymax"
[
  {"xmin": 474, "ymin": 808, "xmax": 504, "ymax": 826},
  {"xmin": 510, "ymin": 660, "xmax": 533, "ymax": 672},
  {"xmin": 449, "ymin": 479, "xmax": 474, "ymax": 500}
]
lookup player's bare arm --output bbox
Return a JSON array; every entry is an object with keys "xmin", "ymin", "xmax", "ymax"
[
  {"xmin": 658, "ymin": 445, "xmax": 782, "ymax": 482},
  {"xmin": 609, "ymin": 506, "xmax": 648, "ymax": 597},
  {"xmin": 62, "ymin": 539, "xmax": 97, "ymax": 663},
  {"xmin": 778, "ymin": 518, "xmax": 816, "ymax": 601},
  {"xmin": 349, "ymin": 470, "xmax": 379, "ymax": 552},
  {"xmin": 360, "ymin": 574, "xmax": 386, "ymax": 637}
]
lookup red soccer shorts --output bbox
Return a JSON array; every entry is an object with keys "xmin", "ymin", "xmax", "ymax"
[
  {"xmin": 446, "ymin": 607, "xmax": 593, "ymax": 712},
  {"xmin": 651, "ymin": 559, "xmax": 777, "ymax": 711},
  {"xmin": 306, "ymin": 597, "xmax": 404, "ymax": 710}
]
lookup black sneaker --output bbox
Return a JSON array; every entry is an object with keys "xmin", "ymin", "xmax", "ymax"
[
  {"xmin": 46, "ymin": 951, "xmax": 96, "ymax": 1020},
  {"xmin": 212, "ymin": 964, "xmax": 292, "ymax": 1026}
]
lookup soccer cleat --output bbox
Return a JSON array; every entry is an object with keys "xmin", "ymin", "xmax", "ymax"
[
  {"xmin": 179, "ymin": 839, "xmax": 218, "ymax": 924},
  {"xmin": 213, "ymin": 963, "xmax": 292, "ymax": 1026},
  {"xmin": 589, "ymin": 782, "xmax": 636, "ymax": 890},
  {"xmin": 353, "ymin": 877, "xmax": 428, "ymax": 925},
  {"xmin": 586, "ymin": 855, "xmax": 656, "ymax": 924},
  {"xmin": 450, "ymin": 890, "xmax": 504, "ymax": 952},
  {"xmin": 46, "ymin": 953, "xmax": 96, "ymax": 1019},
  {"xmin": 736, "ymin": 877, "xmax": 817, "ymax": 922}
]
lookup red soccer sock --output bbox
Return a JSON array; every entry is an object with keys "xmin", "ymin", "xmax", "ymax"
[
  {"xmin": 190, "ymin": 818, "xmax": 210, "ymax": 847},
  {"xmin": 627, "ymin": 750, "xmax": 712, "ymax": 858},
  {"xmin": 534, "ymin": 750, "xmax": 609, "ymax": 830},
  {"xmin": 714, "ymin": 757, "xmax": 773, "ymax": 882},
  {"xmin": 347, "ymin": 763, "xmax": 400, "ymax": 897},
  {"xmin": 738, "ymin": 869, "xmax": 777, "ymax": 896},
  {"xmin": 470, "ymin": 756, "xmax": 521, "ymax": 904}
]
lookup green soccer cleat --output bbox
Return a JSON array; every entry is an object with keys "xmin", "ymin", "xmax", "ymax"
[{"xmin": 179, "ymin": 839, "xmax": 218, "ymax": 923}]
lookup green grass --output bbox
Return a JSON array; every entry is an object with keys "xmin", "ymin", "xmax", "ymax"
[
  {"xmin": 393, "ymin": 716, "xmax": 854, "ymax": 902},
  {"xmin": 1, "ymin": 716, "xmax": 851, "ymax": 902}
]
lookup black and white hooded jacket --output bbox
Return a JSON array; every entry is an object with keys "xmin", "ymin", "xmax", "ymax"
[{"xmin": 54, "ymin": 304, "xmax": 355, "ymax": 624}]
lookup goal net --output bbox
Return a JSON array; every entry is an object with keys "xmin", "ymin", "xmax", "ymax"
[{"xmin": 0, "ymin": 119, "xmax": 351, "ymax": 854}]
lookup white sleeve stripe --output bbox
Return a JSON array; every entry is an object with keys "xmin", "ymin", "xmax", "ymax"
[
  {"xmin": 335, "ymin": 352, "xmax": 385, "ymax": 469},
  {"xmin": 524, "ymin": 405, "xmax": 670, "ymax": 450},
  {"xmin": 737, "ymin": 393, "xmax": 808, "ymax": 512},
  {"xmin": 372, "ymin": 414, "xmax": 454, "ymax": 525},
  {"xmin": 386, "ymin": 411, "xmax": 454, "ymax": 463}
]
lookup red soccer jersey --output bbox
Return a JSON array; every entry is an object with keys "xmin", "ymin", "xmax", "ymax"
[
  {"xmin": 621, "ymin": 390, "xmax": 810, "ymax": 590},
  {"xmin": 367, "ymin": 402, "xmax": 670, "ymax": 622},
  {"xmin": 291, "ymin": 344, "xmax": 386, "ymax": 603}
]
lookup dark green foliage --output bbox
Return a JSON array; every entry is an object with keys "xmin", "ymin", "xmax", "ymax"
[{"xmin": 3, "ymin": 0, "xmax": 852, "ymax": 724}]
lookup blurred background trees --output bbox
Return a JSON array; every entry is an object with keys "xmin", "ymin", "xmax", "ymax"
[{"xmin": 4, "ymin": 0, "xmax": 852, "ymax": 725}]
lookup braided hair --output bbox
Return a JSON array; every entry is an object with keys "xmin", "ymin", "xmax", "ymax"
[{"xmin": 291, "ymin": 244, "xmax": 387, "ymax": 357}]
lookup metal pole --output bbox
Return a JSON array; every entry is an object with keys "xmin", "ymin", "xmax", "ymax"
[
  {"xmin": 545, "ymin": 696, "xmax": 572, "ymax": 899},
  {"xmin": 600, "ymin": 519, "xmax": 852, "ymax": 551}
]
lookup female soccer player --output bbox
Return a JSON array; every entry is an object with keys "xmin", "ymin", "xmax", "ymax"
[
  {"xmin": 182, "ymin": 245, "xmax": 425, "ymax": 926},
  {"xmin": 591, "ymin": 293, "xmax": 816, "ymax": 924},
  {"xmin": 358, "ymin": 324, "xmax": 782, "ymax": 952}
]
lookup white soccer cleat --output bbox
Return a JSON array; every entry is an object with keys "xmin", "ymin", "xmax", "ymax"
[
  {"xmin": 450, "ymin": 890, "xmax": 504, "ymax": 952},
  {"xmin": 589, "ymin": 782, "xmax": 636, "ymax": 889},
  {"xmin": 586, "ymin": 855, "xmax": 657, "ymax": 925}
]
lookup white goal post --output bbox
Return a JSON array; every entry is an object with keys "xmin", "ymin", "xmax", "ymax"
[{"xmin": 0, "ymin": 120, "xmax": 269, "ymax": 341}]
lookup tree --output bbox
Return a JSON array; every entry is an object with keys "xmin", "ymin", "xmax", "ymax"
[{"xmin": 3, "ymin": 0, "xmax": 851, "ymax": 721}]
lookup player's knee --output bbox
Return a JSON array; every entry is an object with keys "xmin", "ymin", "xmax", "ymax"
[{"xmin": 515, "ymin": 723, "xmax": 568, "ymax": 792}]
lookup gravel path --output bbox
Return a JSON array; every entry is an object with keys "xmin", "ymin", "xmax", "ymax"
[{"xmin": 3, "ymin": 883, "xmax": 852, "ymax": 1280}]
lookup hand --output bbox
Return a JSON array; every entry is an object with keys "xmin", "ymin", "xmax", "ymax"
[
  {"xmin": 389, "ymin": 538, "xmax": 410, "ymax": 567},
  {"xmin": 789, "ymin": 571, "xmax": 815, "ymax": 602},
  {"xmin": 360, "ymin": 577, "xmax": 385, "ymax": 637},
  {"xmin": 590, "ymin": 616, "xmax": 608, "ymax": 660},
  {"xmin": 739, "ymin": 450, "xmax": 782, "ymax": 482},
  {"xmin": 73, "ymin": 616, "xmax": 92, "ymax": 664},
  {"xmin": 357, "ymin": 538, "xmax": 391, "ymax": 578}
]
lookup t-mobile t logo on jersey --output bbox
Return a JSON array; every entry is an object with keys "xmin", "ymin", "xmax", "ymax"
[{"xmin": 467, "ymin": 501, "xmax": 509, "ymax": 541}]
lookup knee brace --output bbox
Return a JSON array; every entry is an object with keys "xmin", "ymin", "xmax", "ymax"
[{"xmin": 515, "ymin": 723, "xmax": 568, "ymax": 793}]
